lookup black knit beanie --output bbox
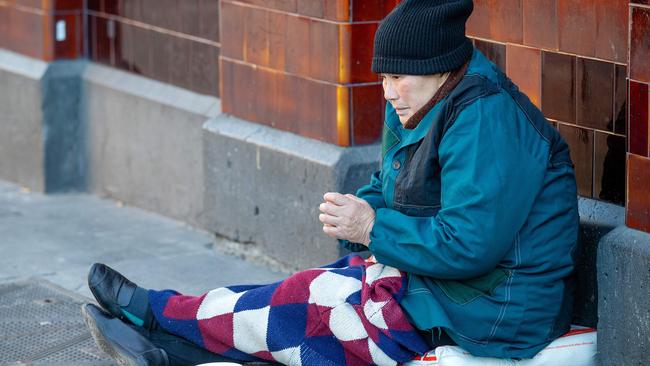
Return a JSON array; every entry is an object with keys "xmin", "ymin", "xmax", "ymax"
[{"xmin": 372, "ymin": 0, "xmax": 474, "ymax": 75}]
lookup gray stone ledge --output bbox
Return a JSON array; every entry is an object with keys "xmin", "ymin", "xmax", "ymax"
[
  {"xmin": 597, "ymin": 225, "xmax": 650, "ymax": 365},
  {"xmin": 82, "ymin": 62, "xmax": 220, "ymax": 227},
  {"xmin": 203, "ymin": 115, "xmax": 380, "ymax": 270},
  {"xmin": 0, "ymin": 49, "xmax": 48, "ymax": 79},
  {"xmin": 0, "ymin": 50, "xmax": 48, "ymax": 191},
  {"xmin": 82, "ymin": 63, "xmax": 221, "ymax": 118},
  {"xmin": 578, "ymin": 197, "xmax": 626, "ymax": 230},
  {"xmin": 573, "ymin": 198, "xmax": 625, "ymax": 327}
]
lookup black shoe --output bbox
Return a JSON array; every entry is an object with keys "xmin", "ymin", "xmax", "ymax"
[
  {"xmin": 88, "ymin": 263, "xmax": 138, "ymax": 322},
  {"xmin": 82, "ymin": 303, "xmax": 170, "ymax": 366}
]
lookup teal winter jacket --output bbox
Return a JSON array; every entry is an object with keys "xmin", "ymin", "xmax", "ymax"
[{"xmin": 341, "ymin": 49, "xmax": 579, "ymax": 359}]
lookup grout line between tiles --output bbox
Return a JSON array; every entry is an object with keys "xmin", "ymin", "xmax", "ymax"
[{"xmin": 86, "ymin": 10, "xmax": 221, "ymax": 48}]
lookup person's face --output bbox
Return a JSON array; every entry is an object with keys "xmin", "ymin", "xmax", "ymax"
[{"xmin": 381, "ymin": 74, "xmax": 441, "ymax": 125}]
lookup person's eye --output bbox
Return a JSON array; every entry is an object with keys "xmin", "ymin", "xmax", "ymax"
[{"xmin": 389, "ymin": 75, "xmax": 401, "ymax": 80}]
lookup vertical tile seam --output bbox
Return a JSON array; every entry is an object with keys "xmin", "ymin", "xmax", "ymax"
[
  {"xmin": 639, "ymin": 82, "xmax": 649, "ymax": 156},
  {"xmin": 349, "ymin": 84, "xmax": 354, "ymax": 146},
  {"xmin": 613, "ymin": 63, "xmax": 619, "ymax": 134},
  {"xmin": 42, "ymin": 9, "xmax": 53, "ymax": 60},
  {"xmin": 590, "ymin": 128, "xmax": 596, "ymax": 200},
  {"xmin": 573, "ymin": 53, "xmax": 577, "ymax": 125},
  {"xmin": 348, "ymin": 0, "xmax": 353, "ymax": 23}
]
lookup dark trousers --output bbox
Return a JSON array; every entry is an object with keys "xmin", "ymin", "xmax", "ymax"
[
  {"xmin": 129, "ymin": 323, "xmax": 449, "ymax": 366},
  {"xmin": 131, "ymin": 325, "xmax": 279, "ymax": 366}
]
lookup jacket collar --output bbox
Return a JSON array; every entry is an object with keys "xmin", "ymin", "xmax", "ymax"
[{"xmin": 384, "ymin": 51, "xmax": 477, "ymax": 148}]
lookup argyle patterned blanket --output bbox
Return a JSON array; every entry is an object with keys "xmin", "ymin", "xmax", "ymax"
[{"xmin": 148, "ymin": 255, "xmax": 429, "ymax": 366}]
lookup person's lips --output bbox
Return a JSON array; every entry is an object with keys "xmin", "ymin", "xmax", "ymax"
[{"xmin": 395, "ymin": 107, "xmax": 409, "ymax": 115}]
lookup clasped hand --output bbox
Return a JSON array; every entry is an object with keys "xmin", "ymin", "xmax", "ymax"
[{"xmin": 318, "ymin": 192, "xmax": 375, "ymax": 247}]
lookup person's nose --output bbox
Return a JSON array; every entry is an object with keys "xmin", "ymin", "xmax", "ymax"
[{"xmin": 383, "ymin": 80, "xmax": 398, "ymax": 101}]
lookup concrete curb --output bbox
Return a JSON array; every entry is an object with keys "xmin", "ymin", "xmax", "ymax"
[
  {"xmin": 597, "ymin": 225, "xmax": 650, "ymax": 365},
  {"xmin": 202, "ymin": 114, "xmax": 380, "ymax": 270}
]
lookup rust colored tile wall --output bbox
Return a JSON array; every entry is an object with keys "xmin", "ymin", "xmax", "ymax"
[
  {"xmin": 352, "ymin": 0, "xmax": 399, "ymax": 21},
  {"xmin": 558, "ymin": 0, "xmax": 596, "ymax": 56},
  {"xmin": 559, "ymin": 124, "xmax": 594, "ymax": 196},
  {"xmin": 629, "ymin": 81, "xmax": 649, "ymax": 156},
  {"xmin": 506, "ymin": 44, "xmax": 541, "ymax": 108},
  {"xmin": 53, "ymin": 11, "xmax": 83, "ymax": 59},
  {"xmin": 168, "ymin": 34, "xmax": 192, "ymax": 90},
  {"xmin": 630, "ymin": 6, "xmax": 650, "ymax": 83},
  {"xmin": 235, "ymin": 0, "xmax": 350, "ymax": 21},
  {"xmin": 221, "ymin": 2, "xmax": 379, "ymax": 85},
  {"xmin": 221, "ymin": 59, "xmax": 344, "ymax": 144},
  {"xmin": 1, "ymin": 5, "xmax": 52, "ymax": 60},
  {"xmin": 351, "ymin": 85, "xmax": 384, "ymax": 145},
  {"xmin": 576, "ymin": 57, "xmax": 615, "ymax": 131},
  {"xmin": 467, "ymin": 0, "xmax": 636, "ymax": 207},
  {"xmin": 347, "ymin": 22, "xmax": 380, "ymax": 84},
  {"xmin": 474, "ymin": 39, "xmax": 506, "ymax": 71},
  {"xmin": 199, "ymin": 0, "xmax": 220, "ymax": 42},
  {"xmin": 1, "ymin": 0, "xmax": 88, "ymax": 61},
  {"xmin": 614, "ymin": 64, "xmax": 628, "ymax": 135},
  {"xmin": 594, "ymin": 0, "xmax": 628, "ymax": 63},
  {"xmin": 219, "ymin": 0, "xmax": 387, "ymax": 145},
  {"xmin": 86, "ymin": 0, "xmax": 221, "ymax": 97},
  {"xmin": 523, "ymin": 0, "xmax": 558, "ymax": 50},
  {"xmin": 468, "ymin": 0, "xmax": 522, "ymax": 43},
  {"xmin": 488, "ymin": 0, "xmax": 523, "ymax": 43},
  {"xmin": 628, "ymin": 0, "xmax": 650, "ymax": 234},
  {"xmin": 191, "ymin": 41, "xmax": 220, "ymax": 97},
  {"xmin": 627, "ymin": 154, "xmax": 650, "ymax": 232},
  {"xmin": 467, "ymin": 0, "xmax": 490, "ymax": 38},
  {"xmin": 542, "ymin": 51, "xmax": 576, "ymax": 123},
  {"xmin": 54, "ymin": 0, "xmax": 83, "ymax": 11},
  {"xmin": 0, "ymin": 6, "xmax": 7, "ymax": 47},
  {"xmin": 89, "ymin": 15, "xmax": 112, "ymax": 64}
]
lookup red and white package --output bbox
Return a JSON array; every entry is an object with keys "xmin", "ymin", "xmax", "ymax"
[{"xmin": 407, "ymin": 326, "xmax": 597, "ymax": 366}]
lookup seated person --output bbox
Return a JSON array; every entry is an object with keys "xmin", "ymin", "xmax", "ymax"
[{"xmin": 82, "ymin": 0, "xmax": 579, "ymax": 365}]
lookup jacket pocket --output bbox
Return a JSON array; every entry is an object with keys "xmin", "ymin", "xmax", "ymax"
[{"xmin": 433, "ymin": 268, "xmax": 510, "ymax": 305}]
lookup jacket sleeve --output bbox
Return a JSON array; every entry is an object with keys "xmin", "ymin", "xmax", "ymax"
[
  {"xmin": 339, "ymin": 170, "xmax": 387, "ymax": 252},
  {"xmin": 356, "ymin": 170, "xmax": 386, "ymax": 211},
  {"xmin": 368, "ymin": 96, "xmax": 548, "ymax": 279}
]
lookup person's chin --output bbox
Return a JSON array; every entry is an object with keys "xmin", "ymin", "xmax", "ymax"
[{"xmin": 397, "ymin": 115, "xmax": 411, "ymax": 125}]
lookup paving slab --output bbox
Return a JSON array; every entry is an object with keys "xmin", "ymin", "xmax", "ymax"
[
  {"xmin": 0, "ymin": 179, "xmax": 286, "ymax": 296},
  {"xmin": 0, "ymin": 179, "xmax": 287, "ymax": 365}
]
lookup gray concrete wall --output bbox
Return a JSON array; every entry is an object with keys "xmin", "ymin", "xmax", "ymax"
[
  {"xmin": 202, "ymin": 115, "xmax": 380, "ymax": 270},
  {"xmin": 0, "ymin": 50, "xmax": 48, "ymax": 192},
  {"xmin": 81, "ymin": 64, "xmax": 220, "ymax": 228},
  {"xmin": 598, "ymin": 225, "xmax": 650, "ymax": 365}
]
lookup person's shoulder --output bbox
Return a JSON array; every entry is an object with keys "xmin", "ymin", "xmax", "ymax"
[{"xmin": 464, "ymin": 48, "xmax": 501, "ymax": 83}]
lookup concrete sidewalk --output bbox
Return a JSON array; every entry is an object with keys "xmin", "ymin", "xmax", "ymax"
[
  {"xmin": 0, "ymin": 179, "xmax": 287, "ymax": 365},
  {"xmin": 0, "ymin": 179, "xmax": 286, "ymax": 296}
]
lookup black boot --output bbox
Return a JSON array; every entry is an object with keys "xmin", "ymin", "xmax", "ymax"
[{"xmin": 82, "ymin": 303, "xmax": 170, "ymax": 366}]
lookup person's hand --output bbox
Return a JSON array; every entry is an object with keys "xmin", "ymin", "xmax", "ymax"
[{"xmin": 318, "ymin": 192, "xmax": 375, "ymax": 246}]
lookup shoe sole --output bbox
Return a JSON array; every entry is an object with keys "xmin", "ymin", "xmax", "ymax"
[{"xmin": 82, "ymin": 304, "xmax": 144, "ymax": 366}]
